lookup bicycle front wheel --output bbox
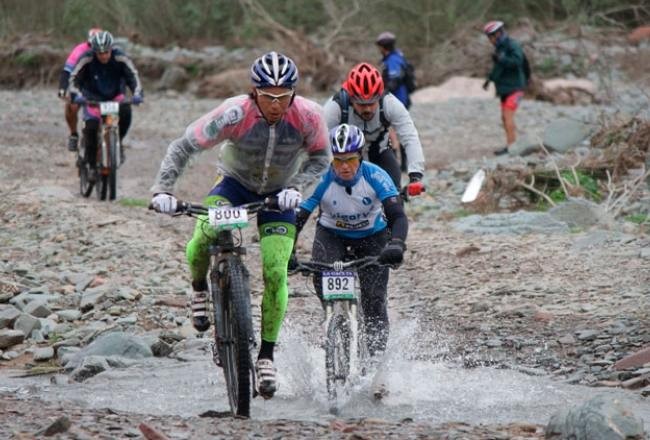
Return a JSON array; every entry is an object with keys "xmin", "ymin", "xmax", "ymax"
[
  {"xmin": 212, "ymin": 255, "xmax": 253, "ymax": 418},
  {"xmin": 326, "ymin": 313, "xmax": 351, "ymax": 409},
  {"xmin": 77, "ymin": 149, "xmax": 94, "ymax": 197},
  {"xmin": 107, "ymin": 129, "xmax": 118, "ymax": 200}
]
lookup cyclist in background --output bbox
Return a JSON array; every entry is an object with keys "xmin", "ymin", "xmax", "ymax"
[
  {"xmin": 295, "ymin": 123, "xmax": 409, "ymax": 357},
  {"xmin": 150, "ymin": 51, "xmax": 330, "ymax": 399},
  {"xmin": 57, "ymin": 27, "xmax": 102, "ymax": 151},
  {"xmin": 323, "ymin": 63, "xmax": 425, "ymax": 196},
  {"xmin": 68, "ymin": 30, "xmax": 143, "ymax": 178}
]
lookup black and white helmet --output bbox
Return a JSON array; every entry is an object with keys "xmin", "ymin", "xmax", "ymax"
[
  {"xmin": 90, "ymin": 31, "xmax": 113, "ymax": 52},
  {"xmin": 251, "ymin": 51, "xmax": 298, "ymax": 88}
]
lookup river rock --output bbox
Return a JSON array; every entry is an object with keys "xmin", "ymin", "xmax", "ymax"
[
  {"xmin": 543, "ymin": 118, "xmax": 593, "ymax": 153},
  {"xmin": 23, "ymin": 300, "xmax": 52, "ymax": 318},
  {"xmin": 0, "ymin": 329, "xmax": 25, "ymax": 348},
  {"xmin": 452, "ymin": 211, "xmax": 570, "ymax": 235},
  {"xmin": 13, "ymin": 313, "xmax": 41, "ymax": 336},
  {"xmin": 545, "ymin": 394, "xmax": 645, "ymax": 439},
  {"xmin": 70, "ymin": 355, "xmax": 110, "ymax": 382},
  {"xmin": 549, "ymin": 198, "xmax": 608, "ymax": 229},
  {"xmin": 0, "ymin": 305, "xmax": 21, "ymax": 329},
  {"xmin": 67, "ymin": 331, "xmax": 153, "ymax": 368},
  {"xmin": 33, "ymin": 346, "xmax": 55, "ymax": 361}
]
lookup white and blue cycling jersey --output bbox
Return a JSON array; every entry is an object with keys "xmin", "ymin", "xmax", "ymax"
[{"xmin": 299, "ymin": 161, "xmax": 399, "ymax": 239}]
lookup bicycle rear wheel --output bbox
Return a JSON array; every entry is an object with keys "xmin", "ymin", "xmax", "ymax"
[
  {"xmin": 212, "ymin": 255, "xmax": 254, "ymax": 418},
  {"xmin": 96, "ymin": 174, "xmax": 108, "ymax": 200},
  {"xmin": 325, "ymin": 313, "xmax": 351, "ymax": 411}
]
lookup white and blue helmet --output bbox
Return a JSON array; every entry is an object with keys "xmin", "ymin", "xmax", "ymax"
[
  {"xmin": 90, "ymin": 31, "xmax": 113, "ymax": 52},
  {"xmin": 251, "ymin": 51, "xmax": 298, "ymax": 88},
  {"xmin": 330, "ymin": 124, "xmax": 365, "ymax": 155}
]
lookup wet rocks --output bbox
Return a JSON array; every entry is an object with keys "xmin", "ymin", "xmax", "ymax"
[{"xmin": 545, "ymin": 394, "xmax": 645, "ymax": 439}]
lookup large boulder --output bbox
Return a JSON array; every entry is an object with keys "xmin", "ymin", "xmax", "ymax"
[
  {"xmin": 196, "ymin": 68, "xmax": 251, "ymax": 98},
  {"xmin": 411, "ymin": 76, "xmax": 493, "ymax": 104},
  {"xmin": 452, "ymin": 211, "xmax": 570, "ymax": 235},
  {"xmin": 545, "ymin": 395, "xmax": 645, "ymax": 439},
  {"xmin": 549, "ymin": 198, "xmax": 610, "ymax": 229},
  {"xmin": 543, "ymin": 118, "xmax": 594, "ymax": 153},
  {"xmin": 66, "ymin": 331, "xmax": 153, "ymax": 368}
]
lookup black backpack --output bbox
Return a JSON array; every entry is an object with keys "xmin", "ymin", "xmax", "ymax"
[
  {"xmin": 403, "ymin": 60, "xmax": 417, "ymax": 93},
  {"xmin": 522, "ymin": 52, "xmax": 532, "ymax": 85}
]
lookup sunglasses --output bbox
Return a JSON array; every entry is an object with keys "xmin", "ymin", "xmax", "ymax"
[
  {"xmin": 332, "ymin": 155, "xmax": 360, "ymax": 165},
  {"xmin": 350, "ymin": 96, "xmax": 380, "ymax": 105},
  {"xmin": 257, "ymin": 89, "xmax": 294, "ymax": 103}
]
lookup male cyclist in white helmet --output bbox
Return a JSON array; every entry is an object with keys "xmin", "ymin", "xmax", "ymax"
[{"xmin": 150, "ymin": 51, "xmax": 330, "ymax": 399}]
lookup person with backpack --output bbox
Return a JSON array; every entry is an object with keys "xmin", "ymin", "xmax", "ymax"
[
  {"xmin": 376, "ymin": 31, "xmax": 416, "ymax": 172},
  {"xmin": 323, "ymin": 63, "xmax": 425, "ymax": 197},
  {"xmin": 482, "ymin": 21, "xmax": 528, "ymax": 156}
]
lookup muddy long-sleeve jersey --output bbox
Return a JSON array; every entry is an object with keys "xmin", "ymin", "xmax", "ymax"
[
  {"xmin": 68, "ymin": 48, "xmax": 143, "ymax": 102},
  {"xmin": 151, "ymin": 95, "xmax": 331, "ymax": 195},
  {"xmin": 323, "ymin": 93, "xmax": 425, "ymax": 176}
]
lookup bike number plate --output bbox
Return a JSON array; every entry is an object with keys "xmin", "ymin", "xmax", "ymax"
[
  {"xmin": 100, "ymin": 102, "xmax": 119, "ymax": 115},
  {"xmin": 322, "ymin": 271, "xmax": 356, "ymax": 300},
  {"xmin": 208, "ymin": 207, "xmax": 249, "ymax": 230}
]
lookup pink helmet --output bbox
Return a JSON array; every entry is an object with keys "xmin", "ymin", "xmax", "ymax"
[
  {"xmin": 87, "ymin": 28, "xmax": 102, "ymax": 43},
  {"xmin": 483, "ymin": 21, "xmax": 504, "ymax": 35}
]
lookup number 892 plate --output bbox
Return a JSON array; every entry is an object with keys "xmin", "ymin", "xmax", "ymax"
[{"xmin": 322, "ymin": 271, "xmax": 356, "ymax": 300}]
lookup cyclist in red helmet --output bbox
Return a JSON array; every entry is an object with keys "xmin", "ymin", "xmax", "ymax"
[
  {"xmin": 481, "ymin": 21, "xmax": 527, "ymax": 156},
  {"xmin": 323, "ymin": 62, "xmax": 425, "ymax": 199}
]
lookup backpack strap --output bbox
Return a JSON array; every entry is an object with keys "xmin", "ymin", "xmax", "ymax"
[
  {"xmin": 367, "ymin": 95, "xmax": 391, "ymax": 154},
  {"xmin": 378, "ymin": 96, "xmax": 390, "ymax": 129},
  {"xmin": 332, "ymin": 89, "xmax": 349, "ymax": 124}
]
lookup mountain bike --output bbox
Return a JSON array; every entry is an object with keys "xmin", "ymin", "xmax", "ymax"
[
  {"xmin": 78, "ymin": 99, "xmax": 131, "ymax": 200},
  {"xmin": 151, "ymin": 198, "xmax": 277, "ymax": 418},
  {"xmin": 292, "ymin": 255, "xmax": 383, "ymax": 414}
]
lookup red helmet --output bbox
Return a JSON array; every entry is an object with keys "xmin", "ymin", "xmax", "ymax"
[
  {"xmin": 343, "ymin": 63, "xmax": 384, "ymax": 102},
  {"xmin": 483, "ymin": 21, "xmax": 504, "ymax": 35}
]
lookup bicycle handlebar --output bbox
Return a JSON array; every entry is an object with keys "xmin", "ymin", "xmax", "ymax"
[
  {"xmin": 149, "ymin": 196, "xmax": 280, "ymax": 216},
  {"xmin": 84, "ymin": 98, "xmax": 137, "ymax": 106},
  {"xmin": 292, "ymin": 256, "xmax": 383, "ymax": 275}
]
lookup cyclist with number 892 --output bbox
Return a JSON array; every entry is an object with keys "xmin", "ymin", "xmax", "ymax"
[
  {"xmin": 295, "ymin": 123, "xmax": 409, "ymax": 358},
  {"xmin": 150, "ymin": 52, "xmax": 330, "ymax": 399}
]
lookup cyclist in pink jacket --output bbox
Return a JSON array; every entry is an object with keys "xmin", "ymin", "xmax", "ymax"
[
  {"xmin": 57, "ymin": 28, "xmax": 101, "ymax": 151},
  {"xmin": 151, "ymin": 52, "xmax": 330, "ymax": 399}
]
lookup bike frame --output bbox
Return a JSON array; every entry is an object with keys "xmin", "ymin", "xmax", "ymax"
[
  {"xmin": 293, "ymin": 255, "xmax": 383, "ymax": 409},
  {"xmin": 155, "ymin": 198, "xmax": 277, "ymax": 418}
]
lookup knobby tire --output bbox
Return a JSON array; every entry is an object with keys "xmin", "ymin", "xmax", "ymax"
[
  {"xmin": 78, "ymin": 147, "xmax": 94, "ymax": 197},
  {"xmin": 212, "ymin": 255, "xmax": 253, "ymax": 418},
  {"xmin": 326, "ymin": 313, "xmax": 351, "ymax": 407},
  {"xmin": 108, "ymin": 128, "xmax": 118, "ymax": 200}
]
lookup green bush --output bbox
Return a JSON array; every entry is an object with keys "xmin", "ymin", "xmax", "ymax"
[{"xmin": 15, "ymin": 51, "xmax": 40, "ymax": 67}]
